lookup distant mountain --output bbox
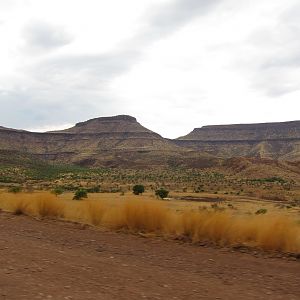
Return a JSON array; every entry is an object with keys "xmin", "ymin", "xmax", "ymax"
[
  {"xmin": 0, "ymin": 117, "xmax": 299, "ymax": 170},
  {"xmin": 52, "ymin": 115, "xmax": 152, "ymax": 134},
  {"xmin": 49, "ymin": 115, "xmax": 175, "ymax": 152},
  {"xmin": 175, "ymin": 121, "xmax": 300, "ymax": 161},
  {"xmin": 0, "ymin": 115, "xmax": 217, "ymax": 168}
]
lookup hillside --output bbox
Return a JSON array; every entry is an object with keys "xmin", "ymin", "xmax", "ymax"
[
  {"xmin": 175, "ymin": 121, "xmax": 300, "ymax": 161},
  {"xmin": 0, "ymin": 117, "xmax": 300, "ymax": 172}
]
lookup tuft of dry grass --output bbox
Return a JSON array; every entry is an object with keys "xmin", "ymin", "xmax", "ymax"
[
  {"xmin": 11, "ymin": 198, "xmax": 30, "ymax": 215},
  {"xmin": 177, "ymin": 212, "xmax": 300, "ymax": 252},
  {"xmin": 255, "ymin": 216, "xmax": 300, "ymax": 252},
  {"xmin": 85, "ymin": 201, "xmax": 107, "ymax": 226},
  {"xmin": 0, "ymin": 192, "xmax": 64, "ymax": 219},
  {"xmin": 103, "ymin": 199, "xmax": 169, "ymax": 232},
  {"xmin": 179, "ymin": 211, "xmax": 234, "ymax": 244},
  {"xmin": 34, "ymin": 195, "xmax": 65, "ymax": 218}
]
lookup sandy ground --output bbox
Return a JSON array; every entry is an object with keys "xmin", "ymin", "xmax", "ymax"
[{"xmin": 0, "ymin": 211, "xmax": 299, "ymax": 300}]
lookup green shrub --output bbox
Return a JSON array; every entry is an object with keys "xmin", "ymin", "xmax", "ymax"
[
  {"xmin": 73, "ymin": 189, "xmax": 88, "ymax": 200},
  {"xmin": 133, "ymin": 184, "xmax": 145, "ymax": 195},
  {"xmin": 51, "ymin": 186, "xmax": 65, "ymax": 196},
  {"xmin": 155, "ymin": 188, "xmax": 169, "ymax": 199},
  {"xmin": 8, "ymin": 186, "xmax": 22, "ymax": 193}
]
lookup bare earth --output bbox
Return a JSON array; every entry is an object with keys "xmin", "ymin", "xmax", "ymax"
[{"xmin": 0, "ymin": 212, "xmax": 299, "ymax": 300}]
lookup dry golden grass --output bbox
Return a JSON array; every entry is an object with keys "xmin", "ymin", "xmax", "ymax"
[
  {"xmin": 178, "ymin": 211, "xmax": 234, "ymax": 243},
  {"xmin": 11, "ymin": 198, "xmax": 31, "ymax": 215},
  {"xmin": 175, "ymin": 211, "xmax": 300, "ymax": 252},
  {"xmin": 0, "ymin": 191, "xmax": 299, "ymax": 253},
  {"xmin": 103, "ymin": 199, "xmax": 170, "ymax": 232},
  {"xmin": 34, "ymin": 196, "xmax": 65, "ymax": 218},
  {"xmin": 0, "ymin": 192, "xmax": 65, "ymax": 218},
  {"xmin": 85, "ymin": 201, "xmax": 107, "ymax": 226}
]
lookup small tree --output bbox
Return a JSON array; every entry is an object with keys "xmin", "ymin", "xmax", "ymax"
[
  {"xmin": 133, "ymin": 184, "xmax": 145, "ymax": 195},
  {"xmin": 73, "ymin": 188, "xmax": 88, "ymax": 200},
  {"xmin": 155, "ymin": 188, "xmax": 169, "ymax": 199},
  {"xmin": 8, "ymin": 186, "xmax": 22, "ymax": 193},
  {"xmin": 51, "ymin": 186, "xmax": 65, "ymax": 196}
]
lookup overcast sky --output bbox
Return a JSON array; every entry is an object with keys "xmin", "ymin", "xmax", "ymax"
[{"xmin": 0, "ymin": 0, "xmax": 299, "ymax": 138}]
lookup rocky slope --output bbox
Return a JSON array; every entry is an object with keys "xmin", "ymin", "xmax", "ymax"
[{"xmin": 175, "ymin": 121, "xmax": 300, "ymax": 161}]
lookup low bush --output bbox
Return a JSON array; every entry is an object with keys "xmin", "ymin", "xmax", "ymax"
[
  {"xmin": 8, "ymin": 186, "xmax": 22, "ymax": 193},
  {"xmin": 73, "ymin": 189, "xmax": 88, "ymax": 200},
  {"xmin": 133, "ymin": 185, "xmax": 145, "ymax": 195},
  {"xmin": 51, "ymin": 186, "xmax": 65, "ymax": 196},
  {"xmin": 155, "ymin": 188, "xmax": 169, "ymax": 199}
]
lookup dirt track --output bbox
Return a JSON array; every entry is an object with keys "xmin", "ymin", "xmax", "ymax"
[{"xmin": 0, "ymin": 212, "xmax": 299, "ymax": 300}]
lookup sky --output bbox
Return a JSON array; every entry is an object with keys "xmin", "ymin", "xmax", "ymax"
[{"xmin": 0, "ymin": 0, "xmax": 299, "ymax": 138}]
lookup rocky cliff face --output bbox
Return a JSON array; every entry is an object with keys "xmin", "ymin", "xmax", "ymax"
[{"xmin": 175, "ymin": 121, "xmax": 300, "ymax": 160}]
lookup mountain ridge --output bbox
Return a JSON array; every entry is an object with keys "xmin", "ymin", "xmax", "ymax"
[
  {"xmin": 0, "ymin": 116, "xmax": 300, "ymax": 168},
  {"xmin": 0, "ymin": 115, "xmax": 216, "ymax": 168},
  {"xmin": 178, "ymin": 120, "xmax": 300, "ymax": 141}
]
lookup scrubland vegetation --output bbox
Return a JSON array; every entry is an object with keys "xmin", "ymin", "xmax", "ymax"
[
  {"xmin": 1, "ymin": 158, "xmax": 300, "ymax": 254},
  {"xmin": 0, "ymin": 191, "xmax": 299, "ymax": 253},
  {"xmin": 1, "ymin": 159, "xmax": 297, "ymax": 196}
]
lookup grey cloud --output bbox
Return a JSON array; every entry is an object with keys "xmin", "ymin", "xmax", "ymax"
[
  {"xmin": 241, "ymin": 3, "xmax": 300, "ymax": 97},
  {"xmin": 29, "ymin": 0, "xmax": 221, "ymax": 88},
  {"xmin": 2, "ymin": 0, "xmax": 222, "ymax": 129},
  {"xmin": 23, "ymin": 20, "xmax": 73, "ymax": 52},
  {"xmin": 130, "ymin": 0, "xmax": 221, "ymax": 48},
  {"xmin": 146, "ymin": 0, "xmax": 221, "ymax": 36},
  {"xmin": 253, "ymin": 70, "xmax": 300, "ymax": 98},
  {"xmin": 28, "ymin": 49, "xmax": 141, "ymax": 91},
  {"xmin": 260, "ymin": 52, "xmax": 300, "ymax": 70},
  {"xmin": 0, "ymin": 87, "xmax": 118, "ymax": 129}
]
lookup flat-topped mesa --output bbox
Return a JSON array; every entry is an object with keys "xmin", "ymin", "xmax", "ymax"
[
  {"xmin": 178, "ymin": 121, "xmax": 300, "ymax": 141},
  {"xmin": 77, "ymin": 115, "xmax": 137, "ymax": 125},
  {"xmin": 0, "ymin": 115, "xmax": 186, "ymax": 168},
  {"xmin": 54, "ymin": 115, "xmax": 154, "ymax": 135}
]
